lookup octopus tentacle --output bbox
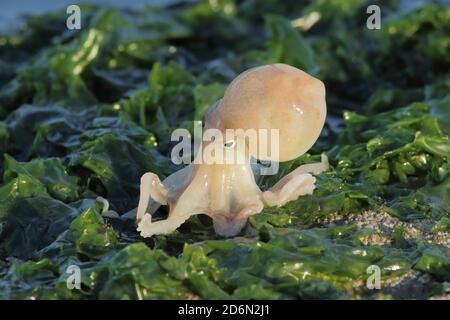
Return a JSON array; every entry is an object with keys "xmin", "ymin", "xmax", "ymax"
[
  {"xmin": 263, "ymin": 173, "xmax": 316, "ymax": 207},
  {"xmin": 137, "ymin": 212, "xmax": 194, "ymax": 237},
  {"xmin": 136, "ymin": 172, "xmax": 169, "ymax": 220},
  {"xmin": 262, "ymin": 154, "xmax": 329, "ymax": 207}
]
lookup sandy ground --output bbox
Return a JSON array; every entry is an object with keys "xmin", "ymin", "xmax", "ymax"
[{"xmin": 324, "ymin": 210, "xmax": 450, "ymax": 247}]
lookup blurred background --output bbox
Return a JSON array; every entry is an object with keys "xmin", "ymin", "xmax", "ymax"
[{"xmin": 0, "ymin": 1, "xmax": 156, "ymax": 33}]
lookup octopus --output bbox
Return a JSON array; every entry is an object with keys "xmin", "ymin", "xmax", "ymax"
[{"xmin": 136, "ymin": 63, "xmax": 328, "ymax": 237}]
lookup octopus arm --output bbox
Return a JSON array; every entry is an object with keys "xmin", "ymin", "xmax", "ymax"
[
  {"xmin": 136, "ymin": 172, "xmax": 168, "ymax": 221},
  {"xmin": 136, "ymin": 165, "xmax": 194, "ymax": 219},
  {"xmin": 263, "ymin": 154, "xmax": 329, "ymax": 207},
  {"xmin": 136, "ymin": 165, "xmax": 199, "ymax": 236}
]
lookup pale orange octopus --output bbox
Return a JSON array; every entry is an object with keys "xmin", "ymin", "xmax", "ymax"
[{"xmin": 136, "ymin": 64, "xmax": 328, "ymax": 237}]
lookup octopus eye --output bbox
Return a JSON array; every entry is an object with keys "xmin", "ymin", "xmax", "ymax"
[{"xmin": 224, "ymin": 140, "xmax": 235, "ymax": 148}]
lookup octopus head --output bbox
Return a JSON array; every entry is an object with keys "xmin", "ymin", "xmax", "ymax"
[{"xmin": 206, "ymin": 63, "xmax": 327, "ymax": 162}]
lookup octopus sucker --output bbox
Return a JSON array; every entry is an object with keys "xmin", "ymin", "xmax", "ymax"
[{"xmin": 136, "ymin": 63, "xmax": 328, "ymax": 237}]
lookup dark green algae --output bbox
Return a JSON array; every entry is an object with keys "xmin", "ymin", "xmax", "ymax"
[{"xmin": 0, "ymin": 1, "xmax": 449, "ymax": 299}]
